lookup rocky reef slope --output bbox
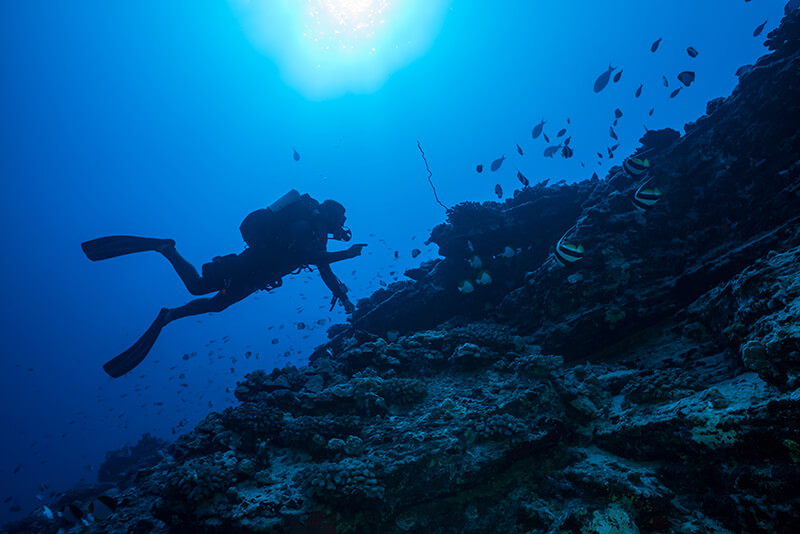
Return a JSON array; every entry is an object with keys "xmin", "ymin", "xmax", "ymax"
[{"xmin": 7, "ymin": 10, "xmax": 800, "ymax": 534}]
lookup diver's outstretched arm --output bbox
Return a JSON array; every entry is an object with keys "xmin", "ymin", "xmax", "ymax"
[{"xmin": 316, "ymin": 263, "xmax": 354, "ymax": 313}]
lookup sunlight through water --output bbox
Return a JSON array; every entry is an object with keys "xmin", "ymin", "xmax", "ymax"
[{"xmin": 231, "ymin": 0, "xmax": 451, "ymax": 99}]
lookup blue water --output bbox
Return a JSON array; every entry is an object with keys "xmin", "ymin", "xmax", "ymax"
[{"xmin": 0, "ymin": 0, "xmax": 785, "ymax": 524}]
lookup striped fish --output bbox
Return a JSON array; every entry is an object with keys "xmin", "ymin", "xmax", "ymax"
[
  {"xmin": 632, "ymin": 184, "xmax": 662, "ymax": 213},
  {"xmin": 623, "ymin": 157, "xmax": 650, "ymax": 177},
  {"xmin": 554, "ymin": 230, "xmax": 585, "ymax": 266}
]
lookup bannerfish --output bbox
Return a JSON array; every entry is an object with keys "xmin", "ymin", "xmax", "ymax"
[
  {"xmin": 670, "ymin": 87, "xmax": 681, "ymax": 98},
  {"xmin": 494, "ymin": 183, "xmax": 503, "ymax": 199},
  {"xmin": 623, "ymin": 156, "xmax": 650, "ymax": 177},
  {"xmin": 593, "ymin": 64, "xmax": 615, "ymax": 93},
  {"xmin": 614, "ymin": 108, "xmax": 623, "ymax": 119},
  {"xmin": 687, "ymin": 46, "xmax": 699, "ymax": 57},
  {"xmin": 651, "ymin": 38, "xmax": 662, "ymax": 52},
  {"xmin": 532, "ymin": 119, "xmax": 546, "ymax": 139},
  {"xmin": 554, "ymin": 229, "xmax": 585, "ymax": 267},
  {"xmin": 516, "ymin": 144, "xmax": 524, "ymax": 156},
  {"xmin": 490, "ymin": 155, "xmax": 505, "ymax": 171},
  {"xmin": 544, "ymin": 145, "xmax": 561, "ymax": 158},
  {"xmin": 476, "ymin": 164, "xmax": 483, "ymax": 173},
  {"xmin": 557, "ymin": 128, "xmax": 567, "ymax": 137},
  {"xmin": 88, "ymin": 496, "xmax": 118, "ymax": 522},
  {"xmin": 678, "ymin": 71, "xmax": 695, "ymax": 87},
  {"xmin": 632, "ymin": 184, "xmax": 663, "ymax": 213},
  {"xmin": 562, "ymin": 145, "xmax": 574, "ymax": 158},
  {"xmin": 613, "ymin": 69, "xmax": 623, "ymax": 83},
  {"xmin": 610, "ymin": 126, "xmax": 618, "ymax": 140},
  {"xmin": 458, "ymin": 280, "xmax": 475, "ymax": 294},
  {"xmin": 635, "ymin": 84, "xmax": 643, "ymax": 98},
  {"xmin": 517, "ymin": 170, "xmax": 530, "ymax": 186},
  {"xmin": 292, "ymin": 148, "xmax": 300, "ymax": 162},
  {"xmin": 61, "ymin": 504, "xmax": 84, "ymax": 523},
  {"xmin": 753, "ymin": 20, "xmax": 767, "ymax": 37}
]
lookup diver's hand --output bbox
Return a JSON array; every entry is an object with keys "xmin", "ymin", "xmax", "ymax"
[
  {"xmin": 347, "ymin": 243, "xmax": 367, "ymax": 258},
  {"xmin": 341, "ymin": 296, "xmax": 355, "ymax": 315}
]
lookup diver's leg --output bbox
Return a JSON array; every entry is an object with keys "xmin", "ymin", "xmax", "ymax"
[
  {"xmin": 164, "ymin": 287, "xmax": 252, "ymax": 323},
  {"xmin": 158, "ymin": 244, "xmax": 218, "ymax": 295}
]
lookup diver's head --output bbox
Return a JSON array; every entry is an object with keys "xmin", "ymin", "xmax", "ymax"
[{"xmin": 317, "ymin": 200, "xmax": 352, "ymax": 241}]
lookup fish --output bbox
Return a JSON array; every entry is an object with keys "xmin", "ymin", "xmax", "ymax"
[
  {"xmin": 386, "ymin": 330, "xmax": 399, "ymax": 342},
  {"xmin": 468, "ymin": 255, "xmax": 482, "ymax": 269},
  {"xmin": 88, "ymin": 495, "xmax": 118, "ymax": 522},
  {"xmin": 670, "ymin": 87, "xmax": 681, "ymax": 98},
  {"xmin": 649, "ymin": 108, "xmax": 655, "ymax": 116},
  {"xmin": 613, "ymin": 69, "xmax": 623, "ymax": 83},
  {"xmin": 554, "ymin": 229, "xmax": 584, "ymax": 267},
  {"xmin": 476, "ymin": 164, "xmax": 483, "ymax": 173},
  {"xmin": 494, "ymin": 184, "xmax": 503, "ymax": 199},
  {"xmin": 614, "ymin": 108, "xmax": 623, "ymax": 119},
  {"xmin": 564, "ymin": 136, "xmax": 571, "ymax": 146},
  {"xmin": 662, "ymin": 75, "xmax": 668, "ymax": 87},
  {"xmin": 651, "ymin": 38, "xmax": 662, "ymax": 52},
  {"xmin": 458, "ymin": 280, "xmax": 475, "ymax": 294},
  {"xmin": 591, "ymin": 172, "xmax": 599, "ymax": 180},
  {"xmin": 394, "ymin": 251, "xmax": 399, "ymax": 259},
  {"xmin": 543, "ymin": 132, "xmax": 550, "ymax": 143},
  {"xmin": 61, "ymin": 503, "xmax": 84, "ymax": 523},
  {"xmin": 556, "ymin": 128, "xmax": 567, "ymax": 137},
  {"xmin": 607, "ymin": 147, "xmax": 614, "ymax": 158},
  {"xmin": 517, "ymin": 170, "xmax": 529, "ymax": 187},
  {"xmin": 753, "ymin": 20, "xmax": 767, "ymax": 37},
  {"xmin": 609, "ymin": 126, "xmax": 618, "ymax": 140},
  {"xmin": 562, "ymin": 146, "xmax": 574, "ymax": 158},
  {"xmin": 475, "ymin": 270, "xmax": 493, "ymax": 286},
  {"xmin": 632, "ymin": 184, "xmax": 663, "ymax": 213},
  {"xmin": 567, "ymin": 117, "xmax": 571, "ymax": 124},
  {"xmin": 411, "ymin": 248, "xmax": 421, "ymax": 258},
  {"xmin": 43, "ymin": 505, "xmax": 54, "ymax": 520},
  {"xmin": 490, "ymin": 155, "xmax": 506, "ymax": 171},
  {"xmin": 611, "ymin": 143, "xmax": 620, "ymax": 151},
  {"xmin": 531, "ymin": 119, "xmax": 546, "ymax": 139},
  {"xmin": 597, "ymin": 152, "xmax": 604, "ymax": 159},
  {"xmin": 635, "ymin": 85, "xmax": 642, "ymax": 98},
  {"xmin": 498, "ymin": 246, "xmax": 517, "ymax": 259},
  {"xmin": 593, "ymin": 64, "xmax": 615, "ymax": 93},
  {"xmin": 687, "ymin": 46, "xmax": 699, "ymax": 58},
  {"xmin": 292, "ymin": 148, "xmax": 300, "ymax": 162},
  {"xmin": 544, "ymin": 145, "xmax": 561, "ymax": 158},
  {"xmin": 678, "ymin": 71, "xmax": 695, "ymax": 87},
  {"xmin": 623, "ymin": 157, "xmax": 650, "ymax": 177},
  {"xmin": 296, "ymin": 322, "xmax": 305, "ymax": 330},
  {"xmin": 516, "ymin": 144, "xmax": 524, "ymax": 156}
]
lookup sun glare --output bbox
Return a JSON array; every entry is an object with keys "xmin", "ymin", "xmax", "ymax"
[{"xmin": 230, "ymin": 0, "xmax": 450, "ymax": 99}]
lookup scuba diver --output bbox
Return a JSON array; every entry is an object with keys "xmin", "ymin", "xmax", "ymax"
[{"xmin": 82, "ymin": 190, "xmax": 366, "ymax": 378}]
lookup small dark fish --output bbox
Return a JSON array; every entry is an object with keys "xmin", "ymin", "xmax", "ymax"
[
  {"xmin": 609, "ymin": 126, "xmax": 618, "ymax": 140},
  {"xmin": 476, "ymin": 164, "xmax": 483, "ymax": 173},
  {"xmin": 593, "ymin": 64, "xmax": 615, "ymax": 93},
  {"xmin": 591, "ymin": 172, "xmax": 599, "ymax": 180},
  {"xmin": 292, "ymin": 148, "xmax": 300, "ymax": 162},
  {"xmin": 567, "ymin": 117, "xmax": 571, "ymax": 124},
  {"xmin": 531, "ymin": 119, "xmax": 546, "ymax": 139},
  {"xmin": 753, "ymin": 20, "xmax": 767, "ymax": 37},
  {"xmin": 651, "ymin": 38, "xmax": 662, "ymax": 52},
  {"xmin": 296, "ymin": 322, "xmax": 305, "ymax": 330},
  {"xmin": 597, "ymin": 152, "xmax": 604, "ymax": 159},
  {"xmin": 613, "ymin": 119, "xmax": 618, "ymax": 127},
  {"xmin": 611, "ymin": 143, "xmax": 620, "ymax": 151},
  {"xmin": 614, "ymin": 108, "xmax": 623, "ymax": 119},
  {"xmin": 687, "ymin": 46, "xmax": 698, "ymax": 58},
  {"xmin": 13, "ymin": 464, "xmax": 21, "ymax": 474},
  {"xmin": 490, "ymin": 155, "xmax": 506, "ymax": 171},
  {"xmin": 494, "ymin": 184, "xmax": 503, "ymax": 199},
  {"xmin": 271, "ymin": 338, "xmax": 279, "ymax": 344},
  {"xmin": 564, "ymin": 136, "xmax": 571, "ymax": 146},
  {"xmin": 649, "ymin": 108, "xmax": 655, "ymax": 116},
  {"xmin": 411, "ymin": 248, "xmax": 421, "ymax": 258},
  {"xmin": 394, "ymin": 250, "xmax": 399, "ymax": 259},
  {"xmin": 517, "ymin": 170, "xmax": 529, "ymax": 187},
  {"xmin": 3, "ymin": 497, "xmax": 11, "ymax": 503},
  {"xmin": 678, "ymin": 71, "xmax": 695, "ymax": 87},
  {"xmin": 607, "ymin": 147, "xmax": 614, "ymax": 158},
  {"xmin": 561, "ymin": 145, "xmax": 574, "ymax": 158},
  {"xmin": 662, "ymin": 75, "xmax": 668, "ymax": 87},
  {"xmin": 516, "ymin": 144, "xmax": 524, "ymax": 156},
  {"xmin": 9, "ymin": 505, "xmax": 21, "ymax": 513},
  {"xmin": 544, "ymin": 145, "xmax": 561, "ymax": 158},
  {"xmin": 556, "ymin": 128, "xmax": 567, "ymax": 137},
  {"xmin": 670, "ymin": 87, "xmax": 681, "ymax": 98},
  {"xmin": 543, "ymin": 132, "xmax": 550, "ymax": 143},
  {"xmin": 635, "ymin": 84, "xmax": 643, "ymax": 98},
  {"xmin": 613, "ymin": 69, "xmax": 623, "ymax": 83}
]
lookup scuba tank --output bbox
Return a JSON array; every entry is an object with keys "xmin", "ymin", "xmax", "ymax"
[{"xmin": 240, "ymin": 190, "xmax": 318, "ymax": 249}]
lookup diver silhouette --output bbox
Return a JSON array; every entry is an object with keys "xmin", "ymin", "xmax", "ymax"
[{"xmin": 82, "ymin": 190, "xmax": 366, "ymax": 378}]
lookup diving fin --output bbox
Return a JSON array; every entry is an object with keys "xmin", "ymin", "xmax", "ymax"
[
  {"xmin": 103, "ymin": 308, "xmax": 169, "ymax": 378},
  {"xmin": 81, "ymin": 236, "xmax": 175, "ymax": 262}
]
